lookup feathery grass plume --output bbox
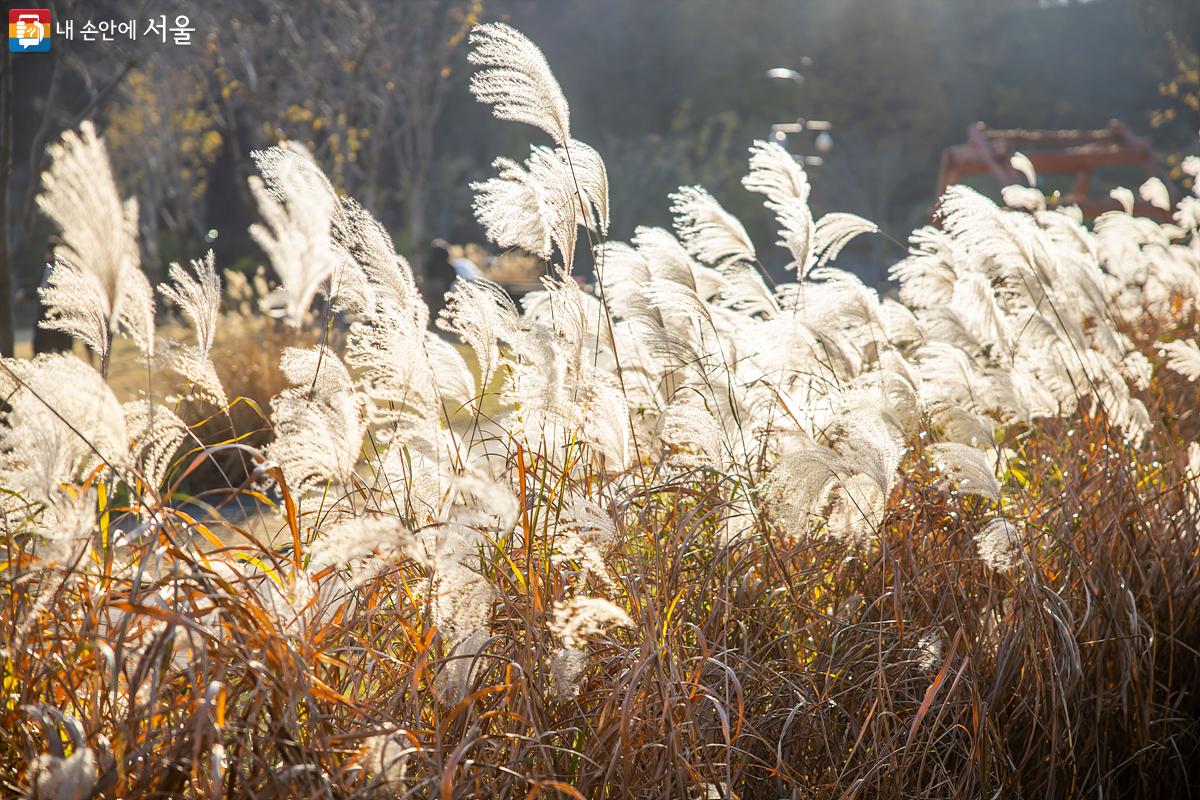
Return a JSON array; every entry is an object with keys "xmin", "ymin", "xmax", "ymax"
[
  {"xmin": 498, "ymin": 279, "xmax": 607, "ymax": 452},
  {"xmin": 1139, "ymin": 177, "xmax": 1171, "ymax": 211},
  {"xmin": 943, "ymin": 271, "xmax": 1011, "ymax": 353},
  {"xmin": 928, "ymin": 442, "xmax": 1002, "ymax": 500},
  {"xmin": 812, "ymin": 212, "xmax": 879, "ymax": 269},
  {"xmin": 350, "ymin": 300, "xmax": 474, "ymax": 435},
  {"xmin": 308, "ymin": 515, "xmax": 420, "ymax": 586},
  {"xmin": 1002, "ymin": 185, "xmax": 1046, "ymax": 212},
  {"xmin": 36, "ymin": 121, "xmax": 155, "ymax": 363},
  {"xmin": 468, "ymin": 22, "xmax": 570, "ymax": 145},
  {"xmin": 744, "ymin": 139, "xmax": 815, "ymax": 272},
  {"xmin": 265, "ymin": 346, "xmax": 366, "ymax": 497},
  {"xmin": 922, "ymin": 182, "xmax": 1159, "ymax": 442},
  {"xmin": 879, "ymin": 297, "xmax": 924, "ymax": 347},
  {"xmin": 1160, "ymin": 339, "xmax": 1200, "ymax": 381},
  {"xmin": 743, "ymin": 140, "xmax": 876, "ymax": 276},
  {"xmin": 551, "ymin": 495, "xmax": 619, "ymax": 591},
  {"xmin": 633, "ymin": 225, "xmax": 729, "ymax": 302},
  {"xmin": 744, "ymin": 138, "xmax": 811, "ymax": 205},
  {"xmin": 359, "ymin": 733, "xmax": 411, "ymax": 794},
  {"xmin": 333, "ymin": 193, "xmax": 477, "ymax": 448},
  {"xmin": 438, "ymin": 278, "xmax": 516, "ymax": 395},
  {"xmin": 332, "ymin": 195, "xmax": 415, "ymax": 318},
  {"xmin": 472, "ymin": 155, "xmax": 562, "ymax": 263},
  {"xmin": 0, "ymin": 354, "xmax": 128, "ymax": 504},
  {"xmin": 1010, "ymin": 152, "xmax": 1037, "ymax": 186},
  {"xmin": 563, "ymin": 139, "xmax": 610, "ymax": 234},
  {"xmin": 914, "ymin": 631, "xmax": 943, "ymax": 671},
  {"xmin": 423, "ymin": 333, "xmax": 479, "ymax": 412},
  {"xmin": 25, "ymin": 487, "xmax": 97, "ymax": 567},
  {"xmin": 669, "ymin": 186, "xmax": 756, "ymax": 266},
  {"xmin": 720, "ymin": 263, "xmax": 780, "ymax": 316},
  {"xmin": 122, "ymin": 400, "xmax": 188, "ymax": 490},
  {"xmin": 889, "ymin": 226, "xmax": 962, "ymax": 309},
  {"xmin": 420, "ymin": 507, "xmax": 502, "ymax": 703},
  {"xmin": 577, "ymin": 369, "xmax": 632, "ymax": 466},
  {"xmin": 26, "ymin": 746, "xmax": 98, "ymax": 800},
  {"xmin": 549, "ymin": 596, "xmax": 632, "ymax": 697},
  {"xmin": 765, "ymin": 413, "xmax": 900, "ymax": 547},
  {"xmin": 935, "ymin": 185, "xmax": 1049, "ymax": 296},
  {"xmin": 526, "ymin": 280, "xmax": 630, "ymax": 458},
  {"xmin": 472, "ymin": 144, "xmax": 606, "ymax": 274},
  {"xmin": 249, "ymin": 142, "xmax": 345, "ymax": 325},
  {"xmin": 975, "ymin": 518, "xmax": 1023, "ymax": 573},
  {"xmin": 158, "ymin": 250, "xmax": 227, "ymax": 406},
  {"xmin": 659, "ymin": 398, "xmax": 725, "ymax": 469},
  {"xmin": 1110, "ymin": 186, "xmax": 1136, "ymax": 215}
]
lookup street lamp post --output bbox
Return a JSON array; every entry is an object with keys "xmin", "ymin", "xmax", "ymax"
[{"xmin": 766, "ymin": 64, "xmax": 833, "ymax": 165}]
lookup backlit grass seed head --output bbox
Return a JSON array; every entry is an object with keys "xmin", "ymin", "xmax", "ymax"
[
  {"xmin": 37, "ymin": 122, "xmax": 154, "ymax": 361},
  {"xmin": 468, "ymin": 22, "xmax": 571, "ymax": 145},
  {"xmin": 975, "ymin": 518, "xmax": 1024, "ymax": 573}
]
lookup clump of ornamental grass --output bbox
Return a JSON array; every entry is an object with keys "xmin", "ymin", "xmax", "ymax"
[{"xmin": 3, "ymin": 23, "xmax": 1200, "ymax": 800}]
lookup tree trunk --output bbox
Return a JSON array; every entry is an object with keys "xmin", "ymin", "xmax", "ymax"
[
  {"xmin": 0, "ymin": 46, "xmax": 16, "ymax": 357},
  {"xmin": 406, "ymin": 170, "xmax": 429, "ymax": 280}
]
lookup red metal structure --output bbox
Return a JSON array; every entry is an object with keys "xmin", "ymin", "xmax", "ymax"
[{"xmin": 936, "ymin": 120, "xmax": 1177, "ymax": 221}]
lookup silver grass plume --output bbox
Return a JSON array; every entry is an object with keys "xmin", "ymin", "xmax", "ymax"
[
  {"xmin": 0, "ymin": 354, "xmax": 128, "ymax": 505},
  {"xmin": 744, "ymin": 138, "xmax": 811, "ymax": 205},
  {"xmin": 1139, "ymin": 177, "xmax": 1171, "ymax": 212},
  {"xmin": 744, "ymin": 139, "xmax": 814, "ymax": 272},
  {"xmin": 549, "ymin": 596, "xmax": 631, "ymax": 697},
  {"xmin": 158, "ymin": 251, "xmax": 227, "ymax": 406},
  {"xmin": 438, "ymin": 278, "xmax": 516, "ymax": 399},
  {"xmin": 249, "ymin": 142, "xmax": 346, "ymax": 325},
  {"xmin": 468, "ymin": 22, "xmax": 570, "ymax": 145},
  {"xmin": 632, "ymin": 226, "xmax": 729, "ymax": 301},
  {"xmin": 742, "ymin": 140, "xmax": 876, "ymax": 276},
  {"xmin": 914, "ymin": 631, "xmax": 943, "ymax": 671},
  {"xmin": 889, "ymin": 227, "xmax": 963, "ymax": 310},
  {"xmin": 975, "ymin": 518, "xmax": 1023, "ymax": 573},
  {"xmin": 1161, "ymin": 339, "xmax": 1200, "ymax": 381},
  {"xmin": 308, "ymin": 515, "xmax": 421, "ymax": 586},
  {"xmin": 27, "ymin": 746, "xmax": 98, "ymax": 800},
  {"xmin": 36, "ymin": 122, "xmax": 155, "ymax": 362},
  {"xmin": 123, "ymin": 400, "xmax": 188, "ymax": 490},
  {"xmin": 1010, "ymin": 152, "xmax": 1037, "ymax": 186},
  {"xmin": 1110, "ymin": 187, "xmax": 1136, "ymax": 215},
  {"xmin": 333, "ymin": 195, "xmax": 474, "ymax": 448},
  {"xmin": 26, "ymin": 487, "xmax": 97, "ymax": 567},
  {"xmin": 564, "ymin": 139, "xmax": 610, "ymax": 235},
  {"xmin": 1002, "ymin": 185, "xmax": 1046, "ymax": 212},
  {"xmin": 811, "ymin": 213, "xmax": 879, "ymax": 271},
  {"xmin": 764, "ymin": 409, "xmax": 903, "ymax": 548},
  {"xmin": 332, "ymin": 195, "xmax": 417, "ymax": 321},
  {"xmin": 265, "ymin": 346, "xmax": 366, "ymax": 497},
  {"xmin": 472, "ymin": 144, "xmax": 607, "ymax": 274},
  {"xmin": 669, "ymin": 186, "xmax": 756, "ymax": 266},
  {"xmin": 551, "ymin": 495, "xmax": 620, "ymax": 591},
  {"xmin": 472, "ymin": 153, "xmax": 571, "ymax": 270},
  {"xmin": 928, "ymin": 442, "xmax": 1002, "ymax": 501},
  {"xmin": 659, "ymin": 398, "xmax": 726, "ymax": 469}
]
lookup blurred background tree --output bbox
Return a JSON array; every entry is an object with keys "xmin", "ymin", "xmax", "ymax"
[{"xmin": 2, "ymin": 0, "xmax": 1197, "ymax": 349}]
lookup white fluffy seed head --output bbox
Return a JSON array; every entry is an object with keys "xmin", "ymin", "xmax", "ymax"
[{"xmin": 468, "ymin": 22, "xmax": 571, "ymax": 145}]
